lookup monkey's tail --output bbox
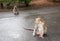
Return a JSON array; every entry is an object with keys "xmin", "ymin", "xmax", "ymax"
[{"xmin": 23, "ymin": 27, "xmax": 34, "ymax": 31}]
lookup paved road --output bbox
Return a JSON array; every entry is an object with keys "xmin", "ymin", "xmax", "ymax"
[{"xmin": 0, "ymin": 6, "xmax": 60, "ymax": 41}]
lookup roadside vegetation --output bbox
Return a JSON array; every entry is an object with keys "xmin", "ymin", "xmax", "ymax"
[{"xmin": 0, "ymin": 0, "xmax": 31, "ymax": 9}]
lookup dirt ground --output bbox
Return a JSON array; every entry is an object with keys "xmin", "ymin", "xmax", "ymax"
[{"xmin": 30, "ymin": 0, "xmax": 55, "ymax": 6}]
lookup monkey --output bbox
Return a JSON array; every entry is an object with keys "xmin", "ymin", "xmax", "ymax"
[
  {"xmin": 13, "ymin": 5, "xmax": 19, "ymax": 15},
  {"xmin": 33, "ymin": 16, "xmax": 47, "ymax": 39}
]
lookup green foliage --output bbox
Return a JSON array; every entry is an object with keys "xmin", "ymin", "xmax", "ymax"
[
  {"xmin": 24, "ymin": 0, "xmax": 31, "ymax": 6},
  {"xmin": 24, "ymin": 0, "xmax": 31, "ymax": 4},
  {"xmin": 17, "ymin": 0, "xmax": 31, "ymax": 6},
  {"xmin": 0, "ymin": 0, "xmax": 31, "ymax": 4},
  {"xmin": 0, "ymin": 0, "xmax": 12, "ymax": 3},
  {"xmin": 0, "ymin": 0, "xmax": 31, "ymax": 8}
]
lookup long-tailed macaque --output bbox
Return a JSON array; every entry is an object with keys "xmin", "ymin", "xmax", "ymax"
[
  {"xmin": 13, "ymin": 6, "xmax": 19, "ymax": 15},
  {"xmin": 33, "ymin": 17, "xmax": 47, "ymax": 38}
]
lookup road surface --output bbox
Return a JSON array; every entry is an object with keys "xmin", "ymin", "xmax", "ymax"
[{"xmin": 0, "ymin": 6, "xmax": 60, "ymax": 41}]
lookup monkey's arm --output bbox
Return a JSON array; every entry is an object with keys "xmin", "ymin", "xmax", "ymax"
[
  {"xmin": 33, "ymin": 23, "xmax": 38, "ymax": 36},
  {"xmin": 34, "ymin": 23, "xmax": 38, "ymax": 31}
]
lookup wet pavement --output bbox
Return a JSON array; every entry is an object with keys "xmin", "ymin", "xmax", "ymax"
[{"xmin": 0, "ymin": 6, "xmax": 60, "ymax": 41}]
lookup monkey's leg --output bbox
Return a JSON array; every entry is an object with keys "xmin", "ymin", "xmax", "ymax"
[{"xmin": 33, "ymin": 29, "xmax": 36, "ymax": 36}]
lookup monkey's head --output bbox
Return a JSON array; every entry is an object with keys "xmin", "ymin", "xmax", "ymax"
[
  {"xmin": 36, "ymin": 16, "xmax": 42, "ymax": 21},
  {"xmin": 14, "ymin": 5, "xmax": 17, "ymax": 9}
]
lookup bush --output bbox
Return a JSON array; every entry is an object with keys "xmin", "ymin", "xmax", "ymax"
[
  {"xmin": 0, "ymin": 0, "xmax": 31, "ymax": 9},
  {"xmin": 24, "ymin": 0, "xmax": 31, "ymax": 7},
  {"xmin": 19, "ymin": 0, "xmax": 31, "ymax": 7}
]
